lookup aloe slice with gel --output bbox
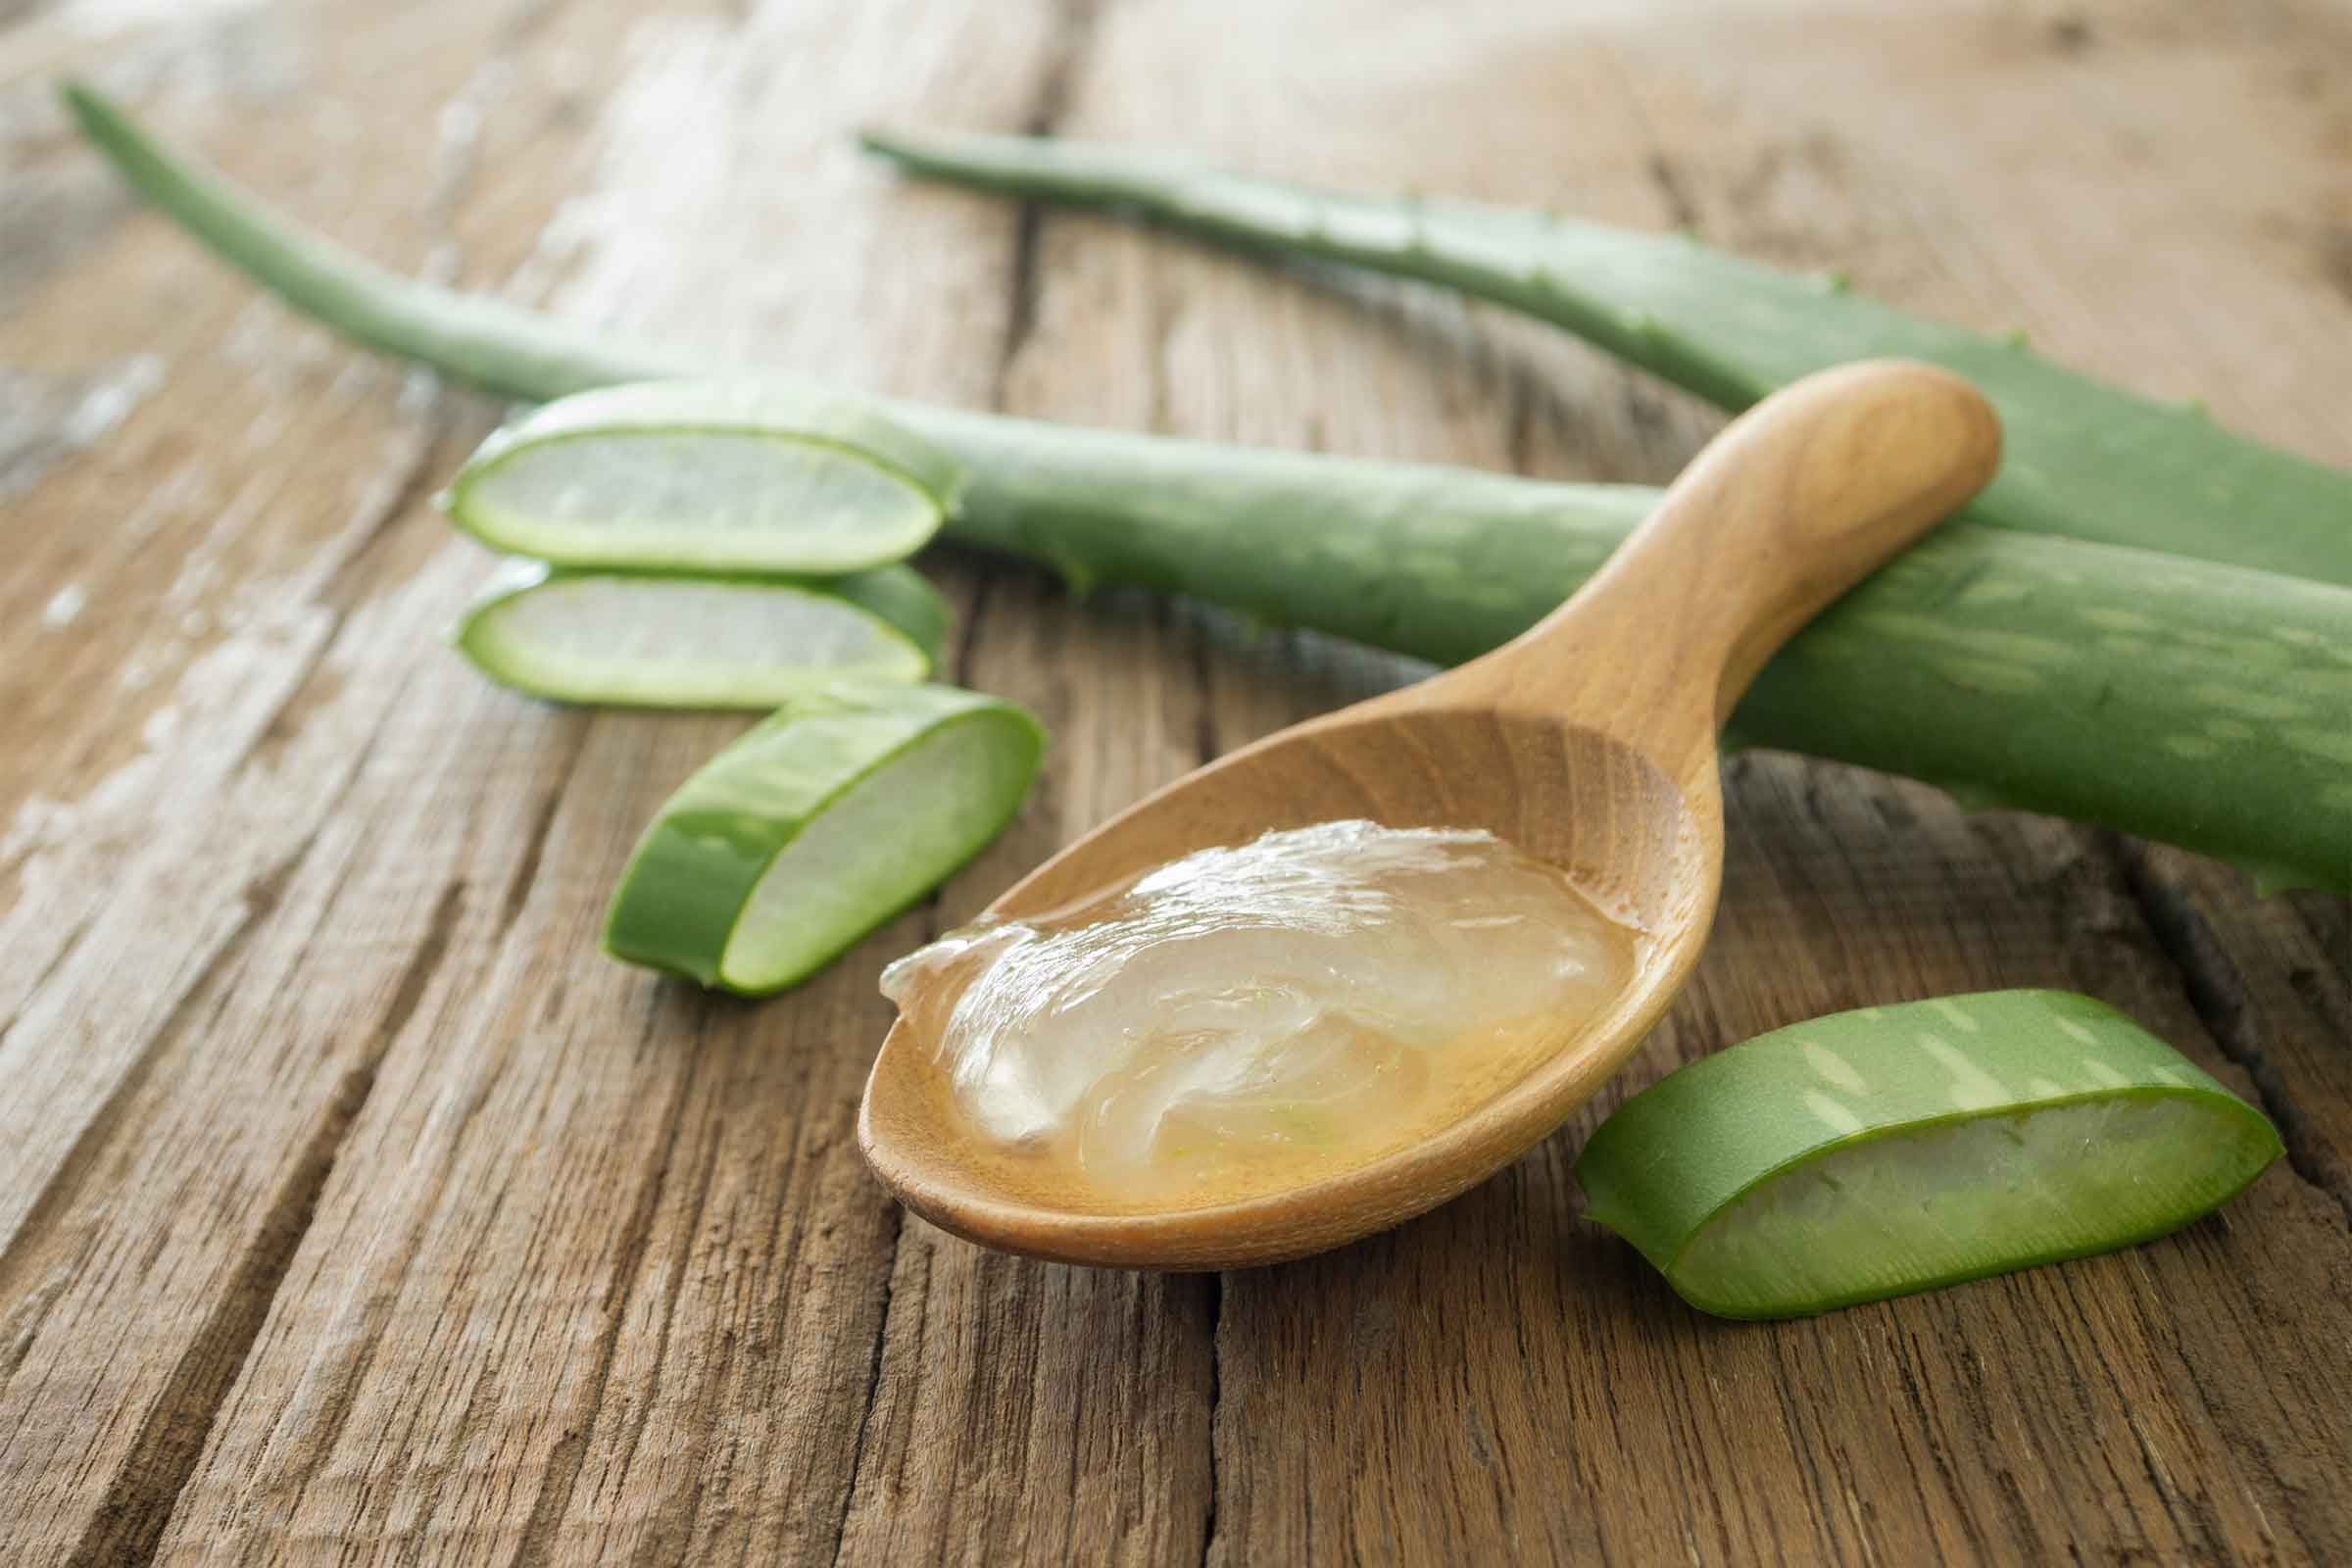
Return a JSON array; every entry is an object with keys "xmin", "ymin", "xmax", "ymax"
[
  {"xmin": 454, "ymin": 562, "xmax": 949, "ymax": 709},
  {"xmin": 605, "ymin": 683, "xmax": 1045, "ymax": 996},
  {"xmin": 445, "ymin": 381, "xmax": 964, "ymax": 574},
  {"xmin": 1576, "ymin": 991, "xmax": 2281, "ymax": 1320}
]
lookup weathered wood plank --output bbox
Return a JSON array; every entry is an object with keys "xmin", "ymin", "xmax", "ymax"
[
  {"xmin": 107, "ymin": 1, "xmax": 1196, "ymax": 1562},
  {"xmin": 0, "ymin": 0, "xmax": 2344, "ymax": 1563},
  {"xmin": 0, "ymin": 5, "xmax": 571, "ymax": 1560},
  {"xmin": 0, "ymin": 0, "xmax": 1052, "ymax": 1557}
]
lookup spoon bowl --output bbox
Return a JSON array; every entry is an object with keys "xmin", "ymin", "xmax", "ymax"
[{"xmin": 861, "ymin": 360, "xmax": 2002, "ymax": 1268}]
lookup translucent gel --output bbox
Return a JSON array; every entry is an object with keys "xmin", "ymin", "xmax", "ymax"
[
  {"xmin": 880, "ymin": 820, "xmax": 1638, "ymax": 1206},
  {"xmin": 1672, "ymin": 1096, "xmax": 2245, "ymax": 1312}
]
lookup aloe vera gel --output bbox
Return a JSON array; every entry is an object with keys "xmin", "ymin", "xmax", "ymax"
[
  {"xmin": 457, "ymin": 563, "xmax": 948, "ymax": 709},
  {"xmin": 880, "ymin": 821, "xmax": 1639, "ymax": 1208}
]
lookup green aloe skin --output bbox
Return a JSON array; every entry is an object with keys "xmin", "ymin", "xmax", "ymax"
[
  {"xmin": 605, "ymin": 683, "xmax": 1046, "ymax": 995},
  {"xmin": 860, "ymin": 128, "xmax": 2352, "ymax": 591},
  {"xmin": 446, "ymin": 380, "xmax": 965, "ymax": 573},
  {"xmin": 454, "ymin": 561, "xmax": 951, "ymax": 710},
  {"xmin": 62, "ymin": 84, "xmax": 2352, "ymax": 893},
  {"xmin": 1575, "ymin": 991, "xmax": 2282, "ymax": 1320}
]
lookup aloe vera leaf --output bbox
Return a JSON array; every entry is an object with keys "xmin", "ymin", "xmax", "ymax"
[
  {"xmin": 454, "ymin": 560, "xmax": 948, "ymax": 709},
  {"xmin": 447, "ymin": 380, "xmax": 964, "ymax": 572},
  {"xmin": 605, "ymin": 683, "xmax": 1045, "ymax": 995},
  {"xmin": 1574, "ymin": 991, "xmax": 2283, "ymax": 1320},
  {"xmin": 61, "ymin": 83, "xmax": 2352, "ymax": 893},
  {"xmin": 475, "ymin": 388, "xmax": 2352, "ymax": 895},
  {"xmin": 860, "ymin": 128, "xmax": 2352, "ymax": 590}
]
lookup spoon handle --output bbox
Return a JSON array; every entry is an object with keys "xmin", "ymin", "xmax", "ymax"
[{"xmin": 1456, "ymin": 359, "xmax": 2000, "ymax": 739}]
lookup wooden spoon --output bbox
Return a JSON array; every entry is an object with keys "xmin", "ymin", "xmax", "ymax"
[{"xmin": 859, "ymin": 359, "xmax": 2002, "ymax": 1269}]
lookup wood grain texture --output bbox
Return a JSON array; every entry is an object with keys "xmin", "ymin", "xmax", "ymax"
[{"xmin": 1, "ymin": 0, "xmax": 2346, "ymax": 1562}]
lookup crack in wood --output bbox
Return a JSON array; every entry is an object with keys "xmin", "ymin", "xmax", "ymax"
[
  {"xmin": 312, "ymin": 416, "xmax": 455, "ymax": 616},
  {"xmin": 1199, "ymin": 1271, "xmax": 1222, "ymax": 1568},
  {"xmin": 2283, "ymin": 890, "xmax": 2351, "ymax": 1025},
  {"xmin": 383, "ymin": 880, "xmax": 470, "ymax": 1053},
  {"xmin": 500, "ymin": 713, "xmax": 595, "ymax": 938},
  {"xmin": 992, "ymin": 0, "xmax": 1105, "ymax": 400},
  {"xmin": 510, "ymin": 1003, "xmax": 704, "ymax": 1568},
  {"xmin": 0, "ymin": 828, "xmax": 315, "ymax": 1329},
  {"xmin": 233, "ymin": 498, "xmax": 439, "ymax": 801},
  {"xmin": 948, "ymin": 573, "xmax": 997, "ymax": 692},
  {"xmin": 608, "ymin": 1045, "xmax": 729, "ymax": 1551},
  {"xmin": 2114, "ymin": 841, "xmax": 2351, "ymax": 1229},
  {"xmin": 1503, "ymin": 368, "xmax": 1537, "ymax": 477},
  {"xmin": 246, "ymin": 1038, "xmax": 522, "ymax": 1535},
  {"xmin": 1186, "ymin": 606, "xmax": 1219, "ymax": 766},
  {"xmin": 826, "ymin": 1202, "xmax": 904, "ymax": 1568},
  {"xmin": 64, "ymin": 1057, "xmax": 382, "ymax": 1568},
  {"xmin": 0, "ymin": 1265, "xmax": 70, "ymax": 1386},
  {"xmin": 235, "ymin": 614, "xmax": 351, "ymax": 773},
  {"xmin": 2287, "ymin": 959, "xmax": 2350, "ymax": 1043},
  {"xmin": 1642, "ymin": 150, "xmax": 1702, "ymax": 234},
  {"xmin": 0, "ymin": 908, "xmax": 93, "ymax": 1048},
  {"xmin": 10, "ymin": 850, "xmax": 465, "ymax": 1556},
  {"xmin": 2073, "ymin": 1262, "xmax": 2234, "ymax": 1559},
  {"xmin": 996, "ymin": 201, "xmax": 1051, "ymax": 398},
  {"xmin": 1144, "ymin": 278, "xmax": 1183, "ymax": 438}
]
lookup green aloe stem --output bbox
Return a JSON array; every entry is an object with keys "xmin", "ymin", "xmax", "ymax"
[
  {"xmin": 860, "ymin": 127, "xmax": 2352, "ymax": 591},
  {"xmin": 59, "ymin": 84, "xmax": 2352, "ymax": 893}
]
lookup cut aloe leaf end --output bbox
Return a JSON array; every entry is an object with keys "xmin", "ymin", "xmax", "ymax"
[
  {"xmin": 1576, "ymin": 991, "xmax": 2282, "ymax": 1321},
  {"xmin": 454, "ymin": 561, "xmax": 950, "ymax": 710},
  {"xmin": 604, "ymin": 683, "xmax": 1045, "ymax": 996},
  {"xmin": 446, "ymin": 381, "xmax": 965, "ymax": 574}
]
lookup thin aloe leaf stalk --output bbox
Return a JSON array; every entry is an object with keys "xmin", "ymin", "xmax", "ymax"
[
  {"xmin": 57, "ymin": 83, "xmax": 675, "ymax": 401},
  {"xmin": 1575, "ymin": 991, "xmax": 2282, "ymax": 1320},
  {"xmin": 861, "ymin": 127, "xmax": 2352, "ymax": 590},
  {"xmin": 605, "ymin": 683, "xmax": 1045, "ymax": 995},
  {"xmin": 455, "ymin": 560, "xmax": 950, "ymax": 709},
  {"xmin": 62, "ymin": 84, "xmax": 2352, "ymax": 893}
]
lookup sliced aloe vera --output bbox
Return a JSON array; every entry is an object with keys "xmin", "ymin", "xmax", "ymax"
[
  {"xmin": 61, "ymin": 82, "xmax": 2352, "ymax": 893},
  {"xmin": 454, "ymin": 561, "xmax": 949, "ymax": 709},
  {"xmin": 605, "ymin": 683, "xmax": 1044, "ymax": 995},
  {"xmin": 1576, "ymin": 991, "xmax": 2282, "ymax": 1320},
  {"xmin": 445, "ymin": 381, "xmax": 964, "ymax": 574}
]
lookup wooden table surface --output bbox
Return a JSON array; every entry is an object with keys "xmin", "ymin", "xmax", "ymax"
[{"xmin": 5, "ymin": 0, "xmax": 2349, "ymax": 1561}]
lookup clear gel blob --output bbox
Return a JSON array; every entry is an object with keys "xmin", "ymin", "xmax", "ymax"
[{"xmin": 881, "ymin": 820, "xmax": 1639, "ymax": 1208}]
